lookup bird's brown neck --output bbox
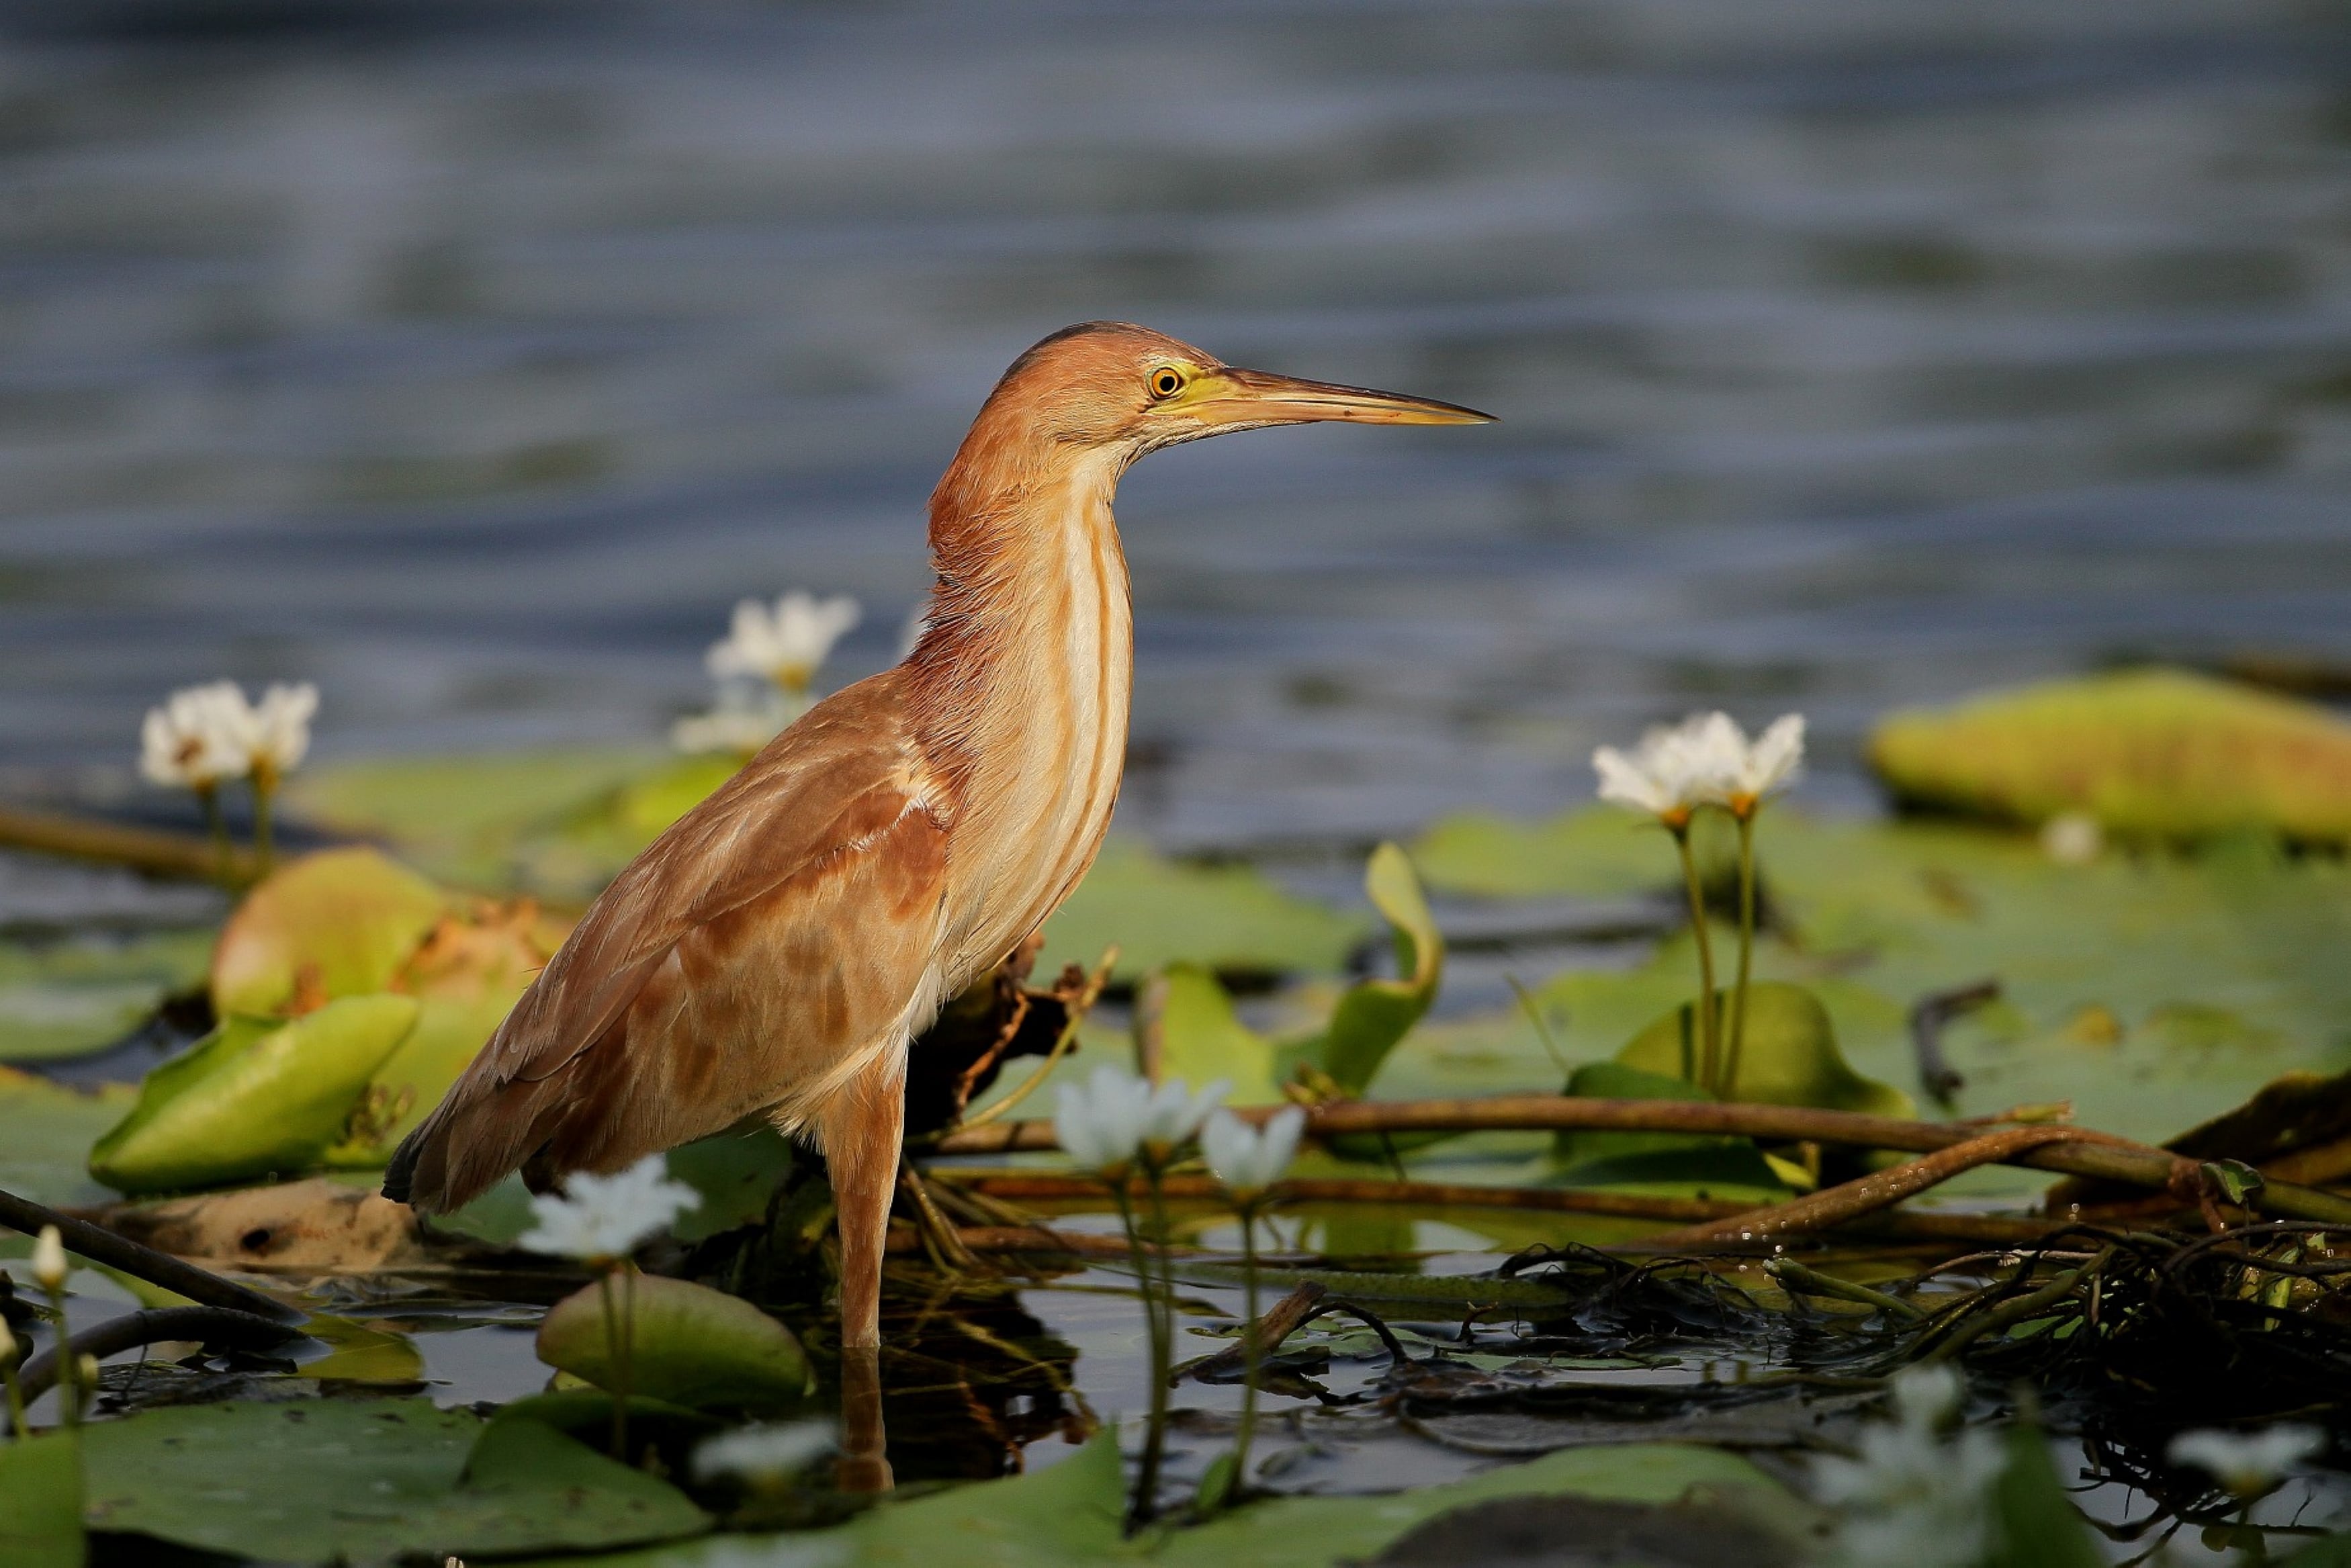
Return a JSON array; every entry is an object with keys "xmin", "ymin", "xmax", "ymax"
[{"xmin": 909, "ymin": 433, "xmax": 1136, "ymax": 978}]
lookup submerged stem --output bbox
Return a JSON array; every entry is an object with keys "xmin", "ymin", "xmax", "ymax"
[
  {"xmin": 1234, "ymin": 1203, "xmax": 1263, "ymax": 1501},
  {"xmin": 1672, "ymin": 823, "xmax": 1722, "ymax": 1094},
  {"xmin": 1726, "ymin": 811, "xmax": 1758, "ymax": 1098}
]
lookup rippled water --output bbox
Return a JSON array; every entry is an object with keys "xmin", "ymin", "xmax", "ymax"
[{"xmin": 1, "ymin": 0, "xmax": 2348, "ymax": 847}]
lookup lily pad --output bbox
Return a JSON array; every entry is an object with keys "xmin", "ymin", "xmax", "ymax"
[
  {"xmin": 1156, "ymin": 962, "xmax": 1287, "ymax": 1106},
  {"xmin": 1541, "ymin": 1061, "xmax": 1790, "ymax": 1203},
  {"xmin": 1287, "ymin": 843, "xmax": 1445, "ymax": 1097},
  {"xmin": 0, "ymin": 1431, "xmax": 83, "ymax": 1568},
  {"xmin": 1617, "ymin": 982, "xmax": 1914, "ymax": 1120},
  {"xmin": 0, "ymin": 1067, "xmax": 133, "ymax": 1207},
  {"xmin": 536, "ymin": 1273, "xmax": 811, "ymax": 1411},
  {"xmin": 210, "ymin": 847, "xmax": 448, "ymax": 1017},
  {"xmin": 89, "ymin": 994, "xmax": 420, "ymax": 1194},
  {"xmin": 542, "ymin": 1426, "xmax": 1800, "ymax": 1568},
  {"xmin": 78, "ymin": 1397, "xmax": 707, "ymax": 1565},
  {"xmin": 1869, "ymin": 667, "xmax": 2351, "ymax": 843},
  {"xmin": 1038, "ymin": 838, "xmax": 1365, "ymax": 980},
  {"xmin": 0, "ymin": 928, "xmax": 214, "ymax": 1065}
]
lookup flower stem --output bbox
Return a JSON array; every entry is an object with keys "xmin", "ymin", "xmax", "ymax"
[
  {"xmin": 43, "ymin": 1286, "xmax": 77, "ymax": 1430},
  {"xmin": 1111, "ymin": 1181, "xmax": 1163, "ymax": 1531},
  {"xmin": 1, "ymin": 1352, "xmax": 24, "ymax": 1437},
  {"xmin": 1671, "ymin": 823, "xmax": 1722, "ymax": 1094},
  {"xmin": 195, "ymin": 784, "xmax": 230, "ymax": 884},
  {"xmin": 1233, "ymin": 1203, "xmax": 1263, "ymax": 1502},
  {"xmin": 250, "ymin": 770, "xmax": 275, "ymax": 876},
  {"xmin": 1141, "ymin": 1168, "xmax": 1180, "ymax": 1528},
  {"xmin": 1726, "ymin": 811, "xmax": 1758, "ymax": 1099}
]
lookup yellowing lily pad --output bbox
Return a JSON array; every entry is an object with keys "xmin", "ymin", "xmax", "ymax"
[
  {"xmin": 89, "ymin": 993, "xmax": 420, "ymax": 1194},
  {"xmin": 1617, "ymin": 982, "xmax": 1914, "ymax": 1120},
  {"xmin": 1869, "ymin": 667, "xmax": 2351, "ymax": 843},
  {"xmin": 210, "ymin": 847, "xmax": 449, "ymax": 1017},
  {"xmin": 535, "ymin": 1273, "xmax": 811, "ymax": 1412}
]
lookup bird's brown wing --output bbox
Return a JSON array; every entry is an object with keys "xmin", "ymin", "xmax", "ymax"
[{"xmin": 384, "ymin": 671, "xmax": 950, "ymax": 1213}]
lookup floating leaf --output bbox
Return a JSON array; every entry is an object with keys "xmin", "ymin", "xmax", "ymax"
[
  {"xmin": 1039, "ymin": 837, "xmax": 1364, "ymax": 979},
  {"xmin": 89, "ymin": 994, "xmax": 420, "ymax": 1194},
  {"xmin": 210, "ymin": 847, "xmax": 448, "ymax": 1017},
  {"xmin": 1617, "ymin": 982, "xmax": 1914, "ymax": 1120},
  {"xmin": 0, "ymin": 1067, "xmax": 133, "ymax": 1207},
  {"xmin": 0, "ymin": 1431, "xmax": 83, "ymax": 1568},
  {"xmin": 536, "ymin": 1273, "xmax": 811, "ymax": 1411},
  {"xmin": 1157, "ymin": 962, "xmax": 1286, "ymax": 1105},
  {"xmin": 78, "ymin": 1397, "xmax": 706, "ymax": 1563},
  {"xmin": 1291, "ymin": 842, "xmax": 1445, "ymax": 1096},
  {"xmin": 529, "ymin": 1420, "xmax": 1801, "ymax": 1568},
  {"xmin": 0, "ymin": 928, "xmax": 214, "ymax": 1066},
  {"xmin": 1869, "ymin": 668, "xmax": 2351, "ymax": 843},
  {"xmin": 300, "ymin": 1313, "xmax": 428, "ymax": 1385},
  {"xmin": 1413, "ymin": 806, "xmax": 1682, "ymax": 900}
]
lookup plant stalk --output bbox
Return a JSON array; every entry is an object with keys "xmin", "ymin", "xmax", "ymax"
[
  {"xmin": 1110, "ymin": 1180, "xmax": 1165, "ymax": 1531},
  {"xmin": 250, "ymin": 769, "xmax": 276, "ymax": 874},
  {"xmin": 1233, "ymin": 1203, "xmax": 1263, "ymax": 1501},
  {"xmin": 1726, "ymin": 811, "xmax": 1757, "ymax": 1097},
  {"xmin": 43, "ymin": 1284, "xmax": 76, "ymax": 1429},
  {"xmin": 195, "ymin": 783, "xmax": 230, "ymax": 884},
  {"xmin": 597, "ymin": 1266, "xmax": 629, "ymax": 1461},
  {"xmin": 1671, "ymin": 823, "xmax": 1722, "ymax": 1093}
]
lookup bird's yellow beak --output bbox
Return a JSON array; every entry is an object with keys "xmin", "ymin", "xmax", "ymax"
[{"xmin": 1172, "ymin": 365, "xmax": 1495, "ymax": 428}]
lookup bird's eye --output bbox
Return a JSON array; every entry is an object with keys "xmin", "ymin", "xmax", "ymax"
[{"xmin": 1149, "ymin": 367, "xmax": 1186, "ymax": 400}]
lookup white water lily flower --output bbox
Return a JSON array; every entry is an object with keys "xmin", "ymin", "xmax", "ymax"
[
  {"xmin": 242, "ymin": 682, "xmax": 318, "ymax": 779},
  {"xmin": 2039, "ymin": 811, "xmax": 2102, "ymax": 866},
  {"xmin": 139, "ymin": 682, "xmax": 249, "ymax": 790},
  {"xmin": 32, "ymin": 1224, "xmax": 68, "ymax": 1290},
  {"xmin": 2169, "ymin": 1425, "xmax": 2325, "ymax": 1497},
  {"xmin": 1201, "ymin": 1106, "xmax": 1306, "ymax": 1199},
  {"xmin": 1811, "ymin": 1366, "xmax": 2006, "ymax": 1568},
  {"xmin": 693, "ymin": 1420, "xmax": 836, "ymax": 1486},
  {"xmin": 707, "ymin": 591, "xmax": 862, "ymax": 695},
  {"xmin": 518, "ymin": 1154, "xmax": 700, "ymax": 1262},
  {"xmin": 1705, "ymin": 712, "xmax": 1804, "ymax": 815},
  {"xmin": 1593, "ymin": 714, "xmax": 1721, "ymax": 825},
  {"xmin": 1054, "ymin": 1064, "xmax": 1157, "ymax": 1177},
  {"xmin": 1140, "ymin": 1076, "xmax": 1229, "ymax": 1164}
]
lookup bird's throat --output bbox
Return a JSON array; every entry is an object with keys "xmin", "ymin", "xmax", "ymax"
[{"xmin": 916, "ymin": 452, "xmax": 1135, "ymax": 981}]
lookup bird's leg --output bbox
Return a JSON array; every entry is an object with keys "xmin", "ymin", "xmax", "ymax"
[
  {"xmin": 836, "ymin": 1344, "xmax": 894, "ymax": 1494},
  {"xmin": 819, "ymin": 1052, "xmax": 908, "ymax": 1351}
]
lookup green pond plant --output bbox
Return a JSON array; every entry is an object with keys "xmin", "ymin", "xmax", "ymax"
[
  {"xmin": 1053, "ymin": 1062, "xmax": 1228, "ymax": 1530},
  {"xmin": 1197, "ymin": 1103, "xmax": 1306, "ymax": 1514},
  {"xmin": 518, "ymin": 1153, "xmax": 702, "ymax": 1464},
  {"xmin": 1593, "ymin": 709, "xmax": 1804, "ymax": 1096}
]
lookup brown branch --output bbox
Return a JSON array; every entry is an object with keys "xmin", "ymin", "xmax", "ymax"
[
  {"xmin": 880, "ymin": 1224, "xmax": 1141, "ymax": 1259},
  {"xmin": 933, "ymin": 1097, "xmax": 2351, "ymax": 1225},
  {"xmin": 13, "ymin": 1305, "xmax": 302, "ymax": 1412},
  {"xmin": 0, "ymin": 1187, "xmax": 303, "ymax": 1324},
  {"xmin": 1638, "ymin": 1127, "xmax": 2086, "ymax": 1250},
  {"xmin": 1178, "ymin": 1280, "xmax": 1328, "ymax": 1385},
  {"xmin": 0, "ymin": 802, "xmax": 254, "ymax": 884},
  {"xmin": 948, "ymin": 1172, "xmax": 2059, "ymax": 1245}
]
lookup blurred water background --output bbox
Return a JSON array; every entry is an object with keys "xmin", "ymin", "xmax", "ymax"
[{"xmin": 2, "ymin": 0, "xmax": 2348, "ymax": 850}]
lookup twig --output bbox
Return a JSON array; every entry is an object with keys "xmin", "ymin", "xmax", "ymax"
[
  {"xmin": 0, "ymin": 802, "xmax": 256, "ymax": 884},
  {"xmin": 952, "ymin": 946, "xmax": 1116, "ymax": 1132},
  {"xmin": 949, "ymin": 1171, "xmax": 2060, "ymax": 1244},
  {"xmin": 1919, "ymin": 1250, "xmax": 2111, "ymax": 1363},
  {"xmin": 934, "ymin": 1098, "xmax": 2351, "ymax": 1226},
  {"xmin": 13, "ymin": 1305, "xmax": 303, "ymax": 1412},
  {"xmin": 1910, "ymin": 980, "xmax": 2000, "ymax": 1108},
  {"xmin": 1640, "ymin": 1127, "xmax": 2088, "ymax": 1249},
  {"xmin": 0, "ymin": 1187, "xmax": 303, "ymax": 1324},
  {"xmin": 879, "ymin": 1224, "xmax": 1156, "ymax": 1259},
  {"xmin": 1766, "ymin": 1257, "xmax": 1926, "ymax": 1320},
  {"xmin": 1178, "ymin": 1280, "xmax": 1328, "ymax": 1384}
]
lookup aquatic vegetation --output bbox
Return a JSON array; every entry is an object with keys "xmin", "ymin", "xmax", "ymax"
[
  {"xmin": 1809, "ymin": 1367, "xmax": 2006, "ymax": 1568},
  {"xmin": 2169, "ymin": 1426, "xmax": 2327, "ymax": 1501},
  {"xmin": 138, "ymin": 680, "xmax": 318, "ymax": 874},
  {"xmin": 1198, "ymin": 1103, "xmax": 1305, "ymax": 1510}
]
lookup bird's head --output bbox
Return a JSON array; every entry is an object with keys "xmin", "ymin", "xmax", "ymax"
[{"xmin": 981, "ymin": 322, "xmax": 1493, "ymax": 461}]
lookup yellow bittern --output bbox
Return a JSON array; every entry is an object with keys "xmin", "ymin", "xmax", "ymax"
[{"xmin": 382, "ymin": 322, "xmax": 1491, "ymax": 1348}]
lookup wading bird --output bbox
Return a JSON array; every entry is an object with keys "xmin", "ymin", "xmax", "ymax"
[{"xmin": 382, "ymin": 323, "xmax": 1491, "ymax": 1353}]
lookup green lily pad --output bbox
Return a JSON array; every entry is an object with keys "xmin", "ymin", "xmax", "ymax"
[
  {"xmin": 78, "ymin": 1397, "xmax": 707, "ymax": 1565},
  {"xmin": 1869, "ymin": 667, "xmax": 2351, "ymax": 843},
  {"xmin": 1038, "ymin": 838, "xmax": 1365, "ymax": 980},
  {"xmin": 1617, "ymin": 982, "xmax": 1914, "ymax": 1120},
  {"xmin": 0, "ymin": 928, "xmax": 214, "ymax": 1066},
  {"xmin": 89, "ymin": 994, "xmax": 420, "ymax": 1194},
  {"xmin": 0, "ymin": 1431, "xmax": 83, "ymax": 1568},
  {"xmin": 1156, "ymin": 962, "xmax": 1286, "ymax": 1106},
  {"xmin": 210, "ymin": 847, "xmax": 448, "ymax": 1017},
  {"xmin": 536, "ymin": 1273, "xmax": 811, "ymax": 1412},
  {"xmin": 0, "ymin": 1068, "xmax": 134, "ymax": 1207},
  {"xmin": 1541, "ymin": 1062, "xmax": 1790, "ymax": 1203},
  {"xmin": 1288, "ymin": 843, "xmax": 1445, "ymax": 1097},
  {"xmin": 527, "ymin": 1426, "xmax": 1800, "ymax": 1568},
  {"xmin": 298, "ymin": 1313, "xmax": 428, "ymax": 1385}
]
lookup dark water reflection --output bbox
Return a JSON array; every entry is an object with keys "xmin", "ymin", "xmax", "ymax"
[{"xmin": 1, "ymin": 0, "xmax": 2348, "ymax": 845}]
